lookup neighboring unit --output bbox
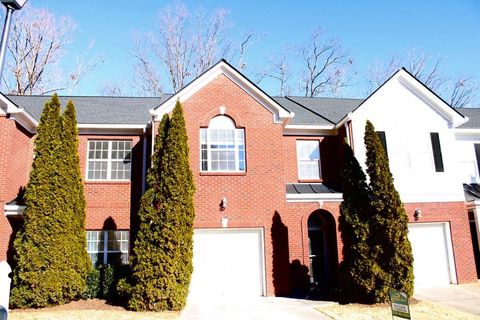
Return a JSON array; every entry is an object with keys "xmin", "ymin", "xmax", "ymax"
[{"xmin": 0, "ymin": 60, "xmax": 478, "ymax": 297}]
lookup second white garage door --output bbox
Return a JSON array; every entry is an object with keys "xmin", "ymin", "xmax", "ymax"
[
  {"xmin": 408, "ymin": 223, "xmax": 456, "ymax": 288},
  {"xmin": 189, "ymin": 228, "xmax": 265, "ymax": 299}
]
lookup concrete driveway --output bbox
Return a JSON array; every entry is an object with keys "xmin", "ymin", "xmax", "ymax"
[
  {"xmin": 414, "ymin": 283, "xmax": 480, "ymax": 316},
  {"xmin": 180, "ymin": 296, "xmax": 335, "ymax": 320}
]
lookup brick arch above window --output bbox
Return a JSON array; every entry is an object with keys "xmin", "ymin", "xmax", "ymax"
[{"xmin": 200, "ymin": 107, "xmax": 245, "ymax": 128}]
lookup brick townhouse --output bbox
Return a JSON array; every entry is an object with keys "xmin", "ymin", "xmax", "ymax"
[{"xmin": 1, "ymin": 60, "xmax": 479, "ymax": 297}]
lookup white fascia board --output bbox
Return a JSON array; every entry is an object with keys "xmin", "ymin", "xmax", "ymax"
[
  {"xmin": 455, "ymin": 128, "xmax": 480, "ymax": 137},
  {"xmin": 4, "ymin": 204, "xmax": 25, "ymax": 216},
  {"xmin": 8, "ymin": 108, "xmax": 38, "ymax": 133},
  {"xmin": 151, "ymin": 61, "xmax": 292, "ymax": 124},
  {"xmin": 396, "ymin": 71, "xmax": 466, "ymax": 127},
  {"xmin": 466, "ymin": 200, "xmax": 480, "ymax": 209},
  {"xmin": 286, "ymin": 193, "xmax": 343, "ymax": 202},
  {"xmin": 78, "ymin": 123, "xmax": 147, "ymax": 135},
  {"xmin": 283, "ymin": 124, "xmax": 337, "ymax": 136}
]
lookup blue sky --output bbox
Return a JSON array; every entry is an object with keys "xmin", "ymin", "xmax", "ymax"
[{"xmin": 12, "ymin": 0, "xmax": 480, "ymax": 100}]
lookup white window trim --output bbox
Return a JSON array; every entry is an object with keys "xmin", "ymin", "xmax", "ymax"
[
  {"xmin": 86, "ymin": 140, "xmax": 132, "ymax": 181},
  {"xmin": 296, "ymin": 140, "xmax": 321, "ymax": 180},
  {"xmin": 200, "ymin": 128, "xmax": 245, "ymax": 172},
  {"xmin": 86, "ymin": 230, "xmax": 129, "ymax": 265}
]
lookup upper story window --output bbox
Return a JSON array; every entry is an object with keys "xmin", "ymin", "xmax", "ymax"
[
  {"xmin": 296, "ymin": 140, "xmax": 321, "ymax": 180},
  {"xmin": 376, "ymin": 131, "xmax": 388, "ymax": 158},
  {"xmin": 87, "ymin": 140, "xmax": 132, "ymax": 181},
  {"xmin": 430, "ymin": 132, "xmax": 444, "ymax": 172},
  {"xmin": 200, "ymin": 116, "xmax": 245, "ymax": 172}
]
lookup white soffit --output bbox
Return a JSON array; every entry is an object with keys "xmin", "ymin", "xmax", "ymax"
[{"xmin": 151, "ymin": 60, "xmax": 292, "ymax": 124}]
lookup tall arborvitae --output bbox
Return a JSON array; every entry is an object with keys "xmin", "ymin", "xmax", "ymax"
[
  {"xmin": 126, "ymin": 101, "xmax": 195, "ymax": 311},
  {"xmin": 11, "ymin": 94, "xmax": 88, "ymax": 307},
  {"xmin": 60, "ymin": 100, "xmax": 91, "ymax": 295},
  {"xmin": 159, "ymin": 101, "xmax": 195, "ymax": 310},
  {"xmin": 338, "ymin": 141, "xmax": 378, "ymax": 303},
  {"xmin": 126, "ymin": 114, "xmax": 171, "ymax": 311},
  {"xmin": 364, "ymin": 120, "xmax": 414, "ymax": 301}
]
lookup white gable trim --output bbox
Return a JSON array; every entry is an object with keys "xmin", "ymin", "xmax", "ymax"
[
  {"xmin": 0, "ymin": 93, "xmax": 38, "ymax": 133},
  {"xmin": 396, "ymin": 70, "xmax": 466, "ymax": 127},
  {"xmin": 151, "ymin": 60, "xmax": 291, "ymax": 123},
  {"xmin": 336, "ymin": 69, "xmax": 467, "ymax": 128}
]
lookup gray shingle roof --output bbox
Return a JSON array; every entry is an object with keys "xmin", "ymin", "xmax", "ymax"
[
  {"xmin": 286, "ymin": 96, "xmax": 363, "ymax": 124},
  {"xmin": 6, "ymin": 95, "xmax": 172, "ymax": 125},
  {"xmin": 273, "ymin": 97, "xmax": 332, "ymax": 126},
  {"xmin": 286, "ymin": 183, "xmax": 340, "ymax": 194},
  {"xmin": 456, "ymin": 108, "xmax": 480, "ymax": 129}
]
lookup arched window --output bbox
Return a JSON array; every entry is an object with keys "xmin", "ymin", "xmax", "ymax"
[{"xmin": 200, "ymin": 116, "xmax": 245, "ymax": 172}]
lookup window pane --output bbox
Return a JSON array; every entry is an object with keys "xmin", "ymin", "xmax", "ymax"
[
  {"xmin": 201, "ymin": 125, "xmax": 245, "ymax": 172},
  {"xmin": 297, "ymin": 141, "xmax": 320, "ymax": 179}
]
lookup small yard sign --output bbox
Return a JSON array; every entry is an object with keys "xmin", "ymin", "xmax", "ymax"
[{"xmin": 389, "ymin": 289, "xmax": 411, "ymax": 319}]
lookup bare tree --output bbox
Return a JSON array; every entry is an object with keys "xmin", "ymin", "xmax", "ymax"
[
  {"xmin": 260, "ymin": 54, "xmax": 292, "ymax": 96},
  {"xmin": 3, "ymin": 5, "xmax": 100, "ymax": 95},
  {"xmin": 366, "ymin": 50, "xmax": 477, "ymax": 107},
  {"xmin": 133, "ymin": 1, "xmax": 232, "ymax": 94},
  {"xmin": 450, "ymin": 77, "xmax": 476, "ymax": 108},
  {"xmin": 99, "ymin": 81, "xmax": 126, "ymax": 96},
  {"xmin": 298, "ymin": 29, "xmax": 351, "ymax": 97}
]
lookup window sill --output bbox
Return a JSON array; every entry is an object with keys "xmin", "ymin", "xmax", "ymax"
[
  {"xmin": 298, "ymin": 179, "xmax": 323, "ymax": 183},
  {"xmin": 199, "ymin": 172, "xmax": 247, "ymax": 176},
  {"xmin": 85, "ymin": 180, "xmax": 131, "ymax": 185}
]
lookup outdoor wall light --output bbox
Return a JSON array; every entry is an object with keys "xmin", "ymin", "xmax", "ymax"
[
  {"xmin": 220, "ymin": 197, "xmax": 227, "ymax": 211},
  {"xmin": 414, "ymin": 209, "xmax": 422, "ymax": 221}
]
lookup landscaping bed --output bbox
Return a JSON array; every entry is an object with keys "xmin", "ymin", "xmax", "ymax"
[
  {"xmin": 9, "ymin": 299, "xmax": 179, "ymax": 320},
  {"xmin": 317, "ymin": 301, "xmax": 479, "ymax": 320}
]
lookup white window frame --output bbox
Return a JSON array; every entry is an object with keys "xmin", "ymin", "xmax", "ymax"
[
  {"xmin": 296, "ymin": 140, "xmax": 321, "ymax": 180},
  {"xmin": 200, "ymin": 116, "xmax": 245, "ymax": 172},
  {"xmin": 86, "ymin": 230, "xmax": 129, "ymax": 265},
  {"xmin": 86, "ymin": 140, "xmax": 132, "ymax": 181}
]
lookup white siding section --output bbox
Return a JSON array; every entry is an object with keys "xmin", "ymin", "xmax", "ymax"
[
  {"xmin": 455, "ymin": 133, "xmax": 480, "ymax": 184},
  {"xmin": 350, "ymin": 75, "xmax": 465, "ymax": 202}
]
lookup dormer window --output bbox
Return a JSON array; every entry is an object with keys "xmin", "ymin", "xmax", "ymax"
[{"xmin": 200, "ymin": 116, "xmax": 245, "ymax": 172}]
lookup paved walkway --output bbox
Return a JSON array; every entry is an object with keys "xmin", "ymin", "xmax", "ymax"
[
  {"xmin": 180, "ymin": 296, "xmax": 336, "ymax": 320},
  {"xmin": 414, "ymin": 283, "xmax": 480, "ymax": 316}
]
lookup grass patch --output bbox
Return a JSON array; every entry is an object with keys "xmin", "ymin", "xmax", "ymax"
[{"xmin": 317, "ymin": 301, "xmax": 479, "ymax": 320}]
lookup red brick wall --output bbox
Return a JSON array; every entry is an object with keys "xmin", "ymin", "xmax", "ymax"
[
  {"xmin": 0, "ymin": 116, "xmax": 34, "ymax": 261},
  {"xmin": 405, "ymin": 202, "xmax": 477, "ymax": 284},
  {"xmin": 78, "ymin": 135, "xmax": 142, "ymax": 231}
]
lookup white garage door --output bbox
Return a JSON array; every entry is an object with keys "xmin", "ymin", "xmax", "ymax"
[
  {"xmin": 189, "ymin": 228, "xmax": 265, "ymax": 299},
  {"xmin": 408, "ymin": 223, "xmax": 456, "ymax": 288}
]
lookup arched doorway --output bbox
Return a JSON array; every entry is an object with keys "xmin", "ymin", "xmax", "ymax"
[{"xmin": 307, "ymin": 210, "xmax": 338, "ymax": 291}]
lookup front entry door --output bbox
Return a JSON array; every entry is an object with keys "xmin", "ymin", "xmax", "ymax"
[{"xmin": 308, "ymin": 214, "xmax": 328, "ymax": 288}]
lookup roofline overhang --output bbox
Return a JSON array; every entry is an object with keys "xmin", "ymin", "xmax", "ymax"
[
  {"xmin": 283, "ymin": 124, "xmax": 337, "ymax": 136},
  {"xmin": 151, "ymin": 60, "xmax": 292, "ymax": 124},
  {"xmin": 77, "ymin": 123, "xmax": 148, "ymax": 135},
  {"xmin": 286, "ymin": 193, "xmax": 343, "ymax": 202},
  {"xmin": 454, "ymin": 128, "xmax": 480, "ymax": 136}
]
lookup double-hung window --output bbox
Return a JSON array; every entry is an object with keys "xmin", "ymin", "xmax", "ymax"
[
  {"xmin": 200, "ymin": 116, "xmax": 245, "ymax": 172},
  {"xmin": 87, "ymin": 140, "xmax": 132, "ymax": 180},
  {"xmin": 86, "ymin": 230, "xmax": 129, "ymax": 266},
  {"xmin": 296, "ymin": 140, "xmax": 321, "ymax": 180}
]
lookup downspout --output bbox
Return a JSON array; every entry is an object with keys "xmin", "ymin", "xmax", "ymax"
[{"xmin": 141, "ymin": 126, "xmax": 147, "ymax": 194}]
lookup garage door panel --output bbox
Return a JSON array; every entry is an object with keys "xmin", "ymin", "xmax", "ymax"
[
  {"xmin": 189, "ymin": 228, "xmax": 265, "ymax": 299},
  {"xmin": 408, "ymin": 223, "xmax": 454, "ymax": 288}
]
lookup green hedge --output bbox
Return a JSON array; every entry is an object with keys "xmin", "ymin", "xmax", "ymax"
[{"xmin": 82, "ymin": 264, "xmax": 131, "ymax": 303}]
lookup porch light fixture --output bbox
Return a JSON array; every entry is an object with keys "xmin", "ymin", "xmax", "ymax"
[
  {"xmin": 220, "ymin": 196, "xmax": 227, "ymax": 211},
  {"xmin": 0, "ymin": 0, "xmax": 27, "ymax": 80},
  {"xmin": 414, "ymin": 209, "xmax": 422, "ymax": 221}
]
